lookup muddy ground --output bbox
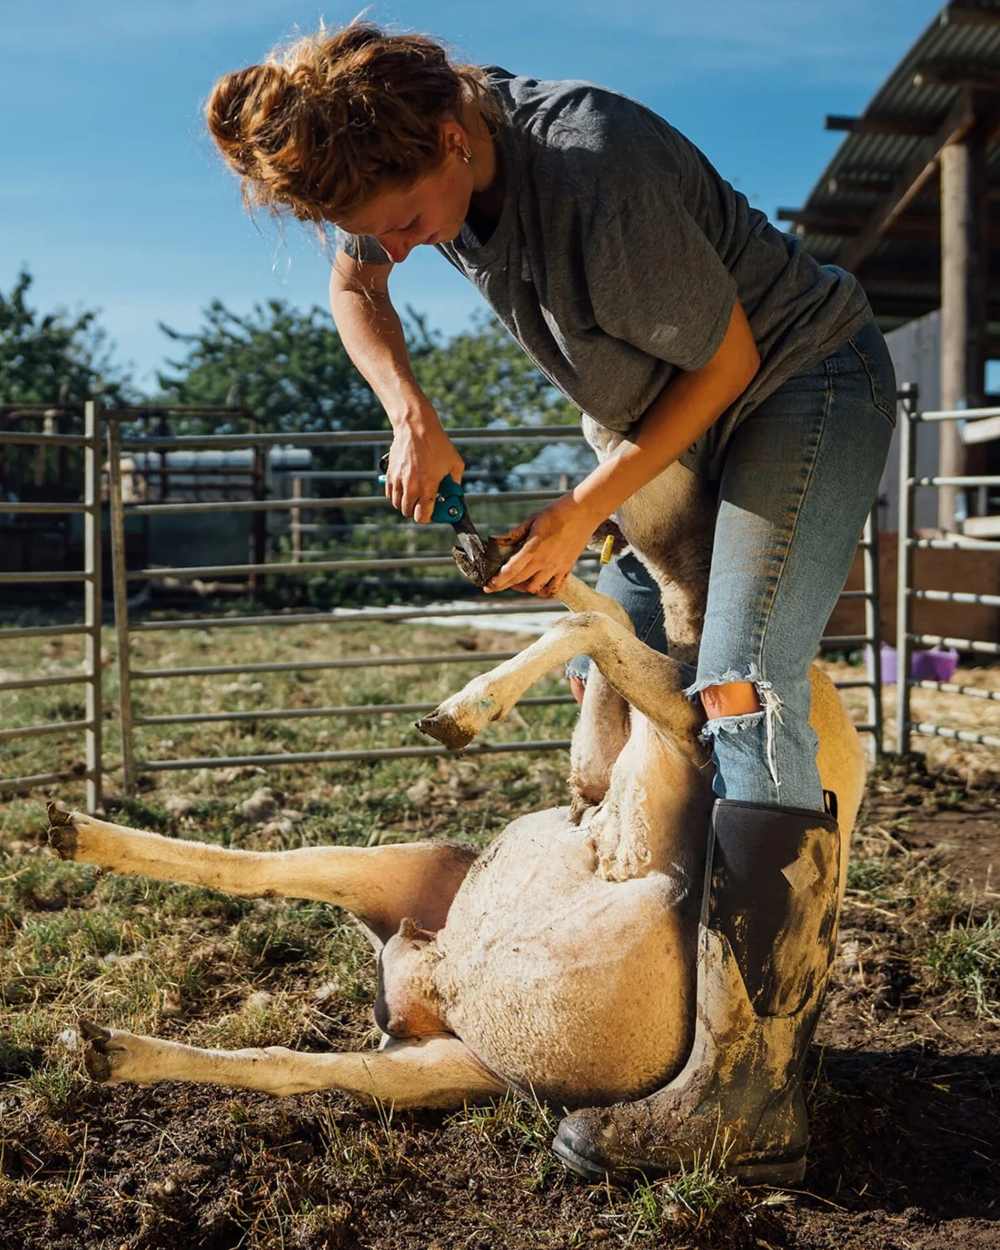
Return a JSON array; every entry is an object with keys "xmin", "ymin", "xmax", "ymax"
[
  {"xmin": 0, "ymin": 753, "xmax": 994, "ymax": 1250},
  {"xmin": 0, "ymin": 616, "xmax": 998, "ymax": 1250}
]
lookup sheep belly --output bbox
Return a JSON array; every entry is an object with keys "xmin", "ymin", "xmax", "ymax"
[{"xmin": 433, "ymin": 807, "xmax": 695, "ymax": 1107}]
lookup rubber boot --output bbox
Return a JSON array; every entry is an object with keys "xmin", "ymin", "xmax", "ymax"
[{"xmin": 552, "ymin": 797, "xmax": 842, "ymax": 1185}]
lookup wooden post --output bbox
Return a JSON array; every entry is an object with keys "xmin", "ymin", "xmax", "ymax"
[
  {"xmin": 939, "ymin": 111, "xmax": 988, "ymax": 530},
  {"xmin": 157, "ymin": 414, "xmax": 169, "ymax": 503},
  {"xmin": 250, "ymin": 443, "xmax": 266, "ymax": 593}
]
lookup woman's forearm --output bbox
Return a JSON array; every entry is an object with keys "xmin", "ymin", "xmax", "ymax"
[
  {"xmin": 329, "ymin": 267, "xmax": 464, "ymax": 520},
  {"xmin": 572, "ymin": 365, "xmax": 739, "ymax": 521},
  {"xmin": 328, "ymin": 281, "xmax": 436, "ymax": 430},
  {"xmin": 572, "ymin": 302, "xmax": 759, "ymax": 524}
]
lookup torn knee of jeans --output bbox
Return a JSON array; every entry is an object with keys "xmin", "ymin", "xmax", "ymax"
[
  {"xmin": 688, "ymin": 665, "xmax": 786, "ymax": 791},
  {"xmin": 683, "ymin": 662, "xmax": 766, "ymax": 702},
  {"xmin": 698, "ymin": 710, "xmax": 765, "ymax": 740}
]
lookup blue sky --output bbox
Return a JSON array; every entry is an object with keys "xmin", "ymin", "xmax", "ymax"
[{"xmin": 2, "ymin": 1, "xmax": 945, "ymax": 392}]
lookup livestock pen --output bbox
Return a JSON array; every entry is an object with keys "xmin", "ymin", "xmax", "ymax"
[{"xmin": 1, "ymin": 396, "xmax": 997, "ymax": 1250}]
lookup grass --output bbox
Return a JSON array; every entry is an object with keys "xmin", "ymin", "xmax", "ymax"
[
  {"xmin": 2, "ymin": 613, "xmax": 998, "ymax": 1248},
  {"xmin": 923, "ymin": 911, "xmax": 1000, "ymax": 1021}
]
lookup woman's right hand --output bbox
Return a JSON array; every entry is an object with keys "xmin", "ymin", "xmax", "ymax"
[{"xmin": 385, "ymin": 408, "xmax": 465, "ymax": 524}]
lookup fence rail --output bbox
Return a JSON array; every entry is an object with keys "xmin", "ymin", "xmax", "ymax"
[{"xmin": 895, "ymin": 384, "xmax": 1000, "ymax": 754}]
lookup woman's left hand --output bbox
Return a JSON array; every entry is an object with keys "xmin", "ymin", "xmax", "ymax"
[{"xmin": 484, "ymin": 496, "xmax": 599, "ymax": 597}]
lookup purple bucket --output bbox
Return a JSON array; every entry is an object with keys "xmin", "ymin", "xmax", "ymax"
[{"xmin": 875, "ymin": 643, "xmax": 959, "ymax": 684}]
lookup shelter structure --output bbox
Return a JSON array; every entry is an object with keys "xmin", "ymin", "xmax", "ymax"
[{"xmin": 782, "ymin": 0, "xmax": 1000, "ymax": 533}]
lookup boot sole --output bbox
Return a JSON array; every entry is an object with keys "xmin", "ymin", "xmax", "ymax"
[{"xmin": 552, "ymin": 1129, "xmax": 806, "ymax": 1188}]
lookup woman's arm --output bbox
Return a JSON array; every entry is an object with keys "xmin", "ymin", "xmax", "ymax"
[
  {"xmin": 485, "ymin": 298, "xmax": 760, "ymax": 595},
  {"xmin": 329, "ymin": 252, "xmax": 465, "ymax": 521}
]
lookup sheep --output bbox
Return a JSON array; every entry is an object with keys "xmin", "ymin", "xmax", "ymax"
[{"xmin": 45, "ymin": 440, "xmax": 864, "ymax": 1136}]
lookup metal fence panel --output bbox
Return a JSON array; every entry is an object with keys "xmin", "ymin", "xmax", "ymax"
[
  {"xmin": 0, "ymin": 401, "xmax": 103, "ymax": 809},
  {"xmin": 3, "ymin": 401, "xmax": 891, "ymax": 802},
  {"xmin": 102, "ymin": 414, "xmax": 885, "ymax": 790},
  {"xmin": 895, "ymin": 387, "xmax": 1000, "ymax": 753}
]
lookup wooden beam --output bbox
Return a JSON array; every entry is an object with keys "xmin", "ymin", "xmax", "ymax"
[
  {"xmin": 777, "ymin": 207, "xmax": 1000, "ymax": 243},
  {"xmin": 825, "ymin": 114, "xmax": 937, "ymax": 137},
  {"xmin": 913, "ymin": 61, "xmax": 1000, "ymax": 92},
  {"xmin": 938, "ymin": 125, "xmax": 989, "ymax": 527},
  {"xmin": 940, "ymin": 2, "xmax": 1000, "ymax": 30},
  {"xmin": 841, "ymin": 91, "xmax": 980, "ymax": 272},
  {"xmin": 778, "ymin": 209, "xmax": 935, "ymax": 239},
  {"xmin": 827, "ymin": 172, "xmax": 897, "ymax": 194}
]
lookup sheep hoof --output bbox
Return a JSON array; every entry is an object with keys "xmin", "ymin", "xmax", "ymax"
[
  {"xmin": 414, "ymin": 712, "xmax": 474, "ymax": 751},
  {"xmin": 79, "ymin": 1018, "xmax": 116, "ymax": 1082},
  {"xmin": 45, "ymin": 802, "xmax": 79, "ymax": 859},
  {"xmin": 451, "ymin": 535, "xmax": 508, "ymax": 587},
  {"xmin": 79, "ymin": 1017, "xmax": 112, "ymax": 1044}
]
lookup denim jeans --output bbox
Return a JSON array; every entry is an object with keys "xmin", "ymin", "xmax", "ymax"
[{"xmin": 567, "ymin": 317, "xmax": 896, "ymax": 812}]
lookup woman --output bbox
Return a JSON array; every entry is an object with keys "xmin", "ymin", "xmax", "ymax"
[{"xmin": 206, "ymin": 23, "xmax": 895, "ymax": 1182}]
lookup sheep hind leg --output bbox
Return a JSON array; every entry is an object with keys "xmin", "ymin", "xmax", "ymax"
[
  {"xmin": 78, "ymin": 1019, "xmax": 506, "ymax": 1109},
  {"xmin": 45, "ymin": 804, "xmax": 475, "ymax": 944}
]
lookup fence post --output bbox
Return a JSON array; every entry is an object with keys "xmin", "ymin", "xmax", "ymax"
[
  {"xmin": 895, "ymin": 383, "xmax": 918, "ymax": 755},
  {"xmin": 107, "ymin": 416, "xmax": 137, "ymax": 794},
  {"xmin": 291, "ymin": 474, "xmax": 302, "ymax": 564},
  {"xmin": 251, "ymin": 442, "xmax": 267, "ymax": 590},
  {"xmin": 83, "ymin": 400, "xmax": 103, "ymax": 811},
  {"xmin": 862, "ymin": 511, "xmax": 883, "ymax": 759}
]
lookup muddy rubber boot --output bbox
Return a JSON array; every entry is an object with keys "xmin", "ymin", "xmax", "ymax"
[{"xmin": 552, "ymin": 797, "xmax": 842, "ymax": 1185}]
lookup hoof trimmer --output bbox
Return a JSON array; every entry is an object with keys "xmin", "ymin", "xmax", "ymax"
[{"xmin": 378, "ymin": 452, "xmax": 504, "ymax": 585}]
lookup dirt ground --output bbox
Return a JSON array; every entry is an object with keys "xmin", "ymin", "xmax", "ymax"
[{"xmin": 1, "ymin": 628, "xmax": 998, "ymax": 1249}]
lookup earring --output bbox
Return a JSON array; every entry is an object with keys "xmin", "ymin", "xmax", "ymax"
[{"xmin": 459, "ymin": 146, "xmax": 472, "ymax": 164}]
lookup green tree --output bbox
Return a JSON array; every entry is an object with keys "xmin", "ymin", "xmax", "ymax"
[
  {"xmin": 0, "ymin": 268, "xmax": 131, "ymax": 406},
  {"xmin": 0, "ymin": 268, "xmax": 132, "ymax": 493},
  {"xmin": 157, "ymin": 298, "xmax": 387, "ymax": 459},
  {"xmin": 157, "ymin": 300, "xmax": 581, "ymax": 482}
]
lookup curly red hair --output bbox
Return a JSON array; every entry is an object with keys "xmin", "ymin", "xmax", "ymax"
[{"xmin": 205, "ymin": 22, "xmax": 501, "ymax": 224}]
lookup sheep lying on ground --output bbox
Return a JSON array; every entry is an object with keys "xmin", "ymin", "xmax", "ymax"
[{"xmin": 45, "ymin": 444, "xmax": 864, "ymax": 1120}]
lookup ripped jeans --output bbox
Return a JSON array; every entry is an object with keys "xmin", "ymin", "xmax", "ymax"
[{"xmin": 566, "ymin": 317, "xmax": 896, "ymax": 812}]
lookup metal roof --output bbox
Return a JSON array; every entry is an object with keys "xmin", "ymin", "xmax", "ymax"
[{"xmin": 786, "ymin": 0, "xmax": 1000, "ymax": 333}]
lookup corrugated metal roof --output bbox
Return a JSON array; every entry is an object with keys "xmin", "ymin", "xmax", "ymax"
[{"xmin": 791, "ymin": 0, "xmax": 1000, "ymax": 329}]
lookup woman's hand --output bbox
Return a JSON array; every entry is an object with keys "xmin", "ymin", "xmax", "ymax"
[
  {"xmin": 385, "ymin": 408, "xmax": 465, "ymax": 523},
  {"xmin": 484, "ymin": 496, "xmax": 599, "ymax": 597}
]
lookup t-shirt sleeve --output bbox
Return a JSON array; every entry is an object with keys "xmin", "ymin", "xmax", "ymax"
[
  {"xmin": 586, "ymin": 175, "xmax": 737, "ymax": 372},
  {"xmin": 335, "ymin": 228, "xmax": 392, "ymax": 265}
]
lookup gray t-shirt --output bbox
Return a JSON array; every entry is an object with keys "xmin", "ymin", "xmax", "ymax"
[{"xmin": 338, "ymin": 67, "xmax": 873, "ymax": 480}]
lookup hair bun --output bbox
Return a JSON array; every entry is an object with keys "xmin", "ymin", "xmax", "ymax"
[{"xmin": 205, "ymin": 63, "xmax": 293, "ymax": 176}]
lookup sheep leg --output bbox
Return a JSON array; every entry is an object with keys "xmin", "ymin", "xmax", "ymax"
[
  {"xmin": 46, "ymin": 804, "xmax": 475, "ymax": 943},
  {"xmin": 556, "ymin": 572, "xmax": 636, "ymax": 632},
  {"xmin": 78, "ymin": 1020, "xmax": 506, "ymax": 1109},
  {"xmin": 417, "ymin": 611, "xmax": 705, "ymax": 766}
]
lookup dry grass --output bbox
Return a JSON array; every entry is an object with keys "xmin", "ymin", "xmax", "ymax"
[{"xmin": 1, "ymin": 610, "xmax": 997, "ymax": 1248}]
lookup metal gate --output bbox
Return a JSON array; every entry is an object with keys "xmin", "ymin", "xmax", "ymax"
[
  {"xmin": 0, "ymin": 401, "xmax": 103, "ymax": 809},
  {"xmin": 3, "ymin": 401, "xmax": 886, "ymax": 809},
  {"xmin": 895, "ymin": 383, "xmax": 1000, "ymax": 753}
]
